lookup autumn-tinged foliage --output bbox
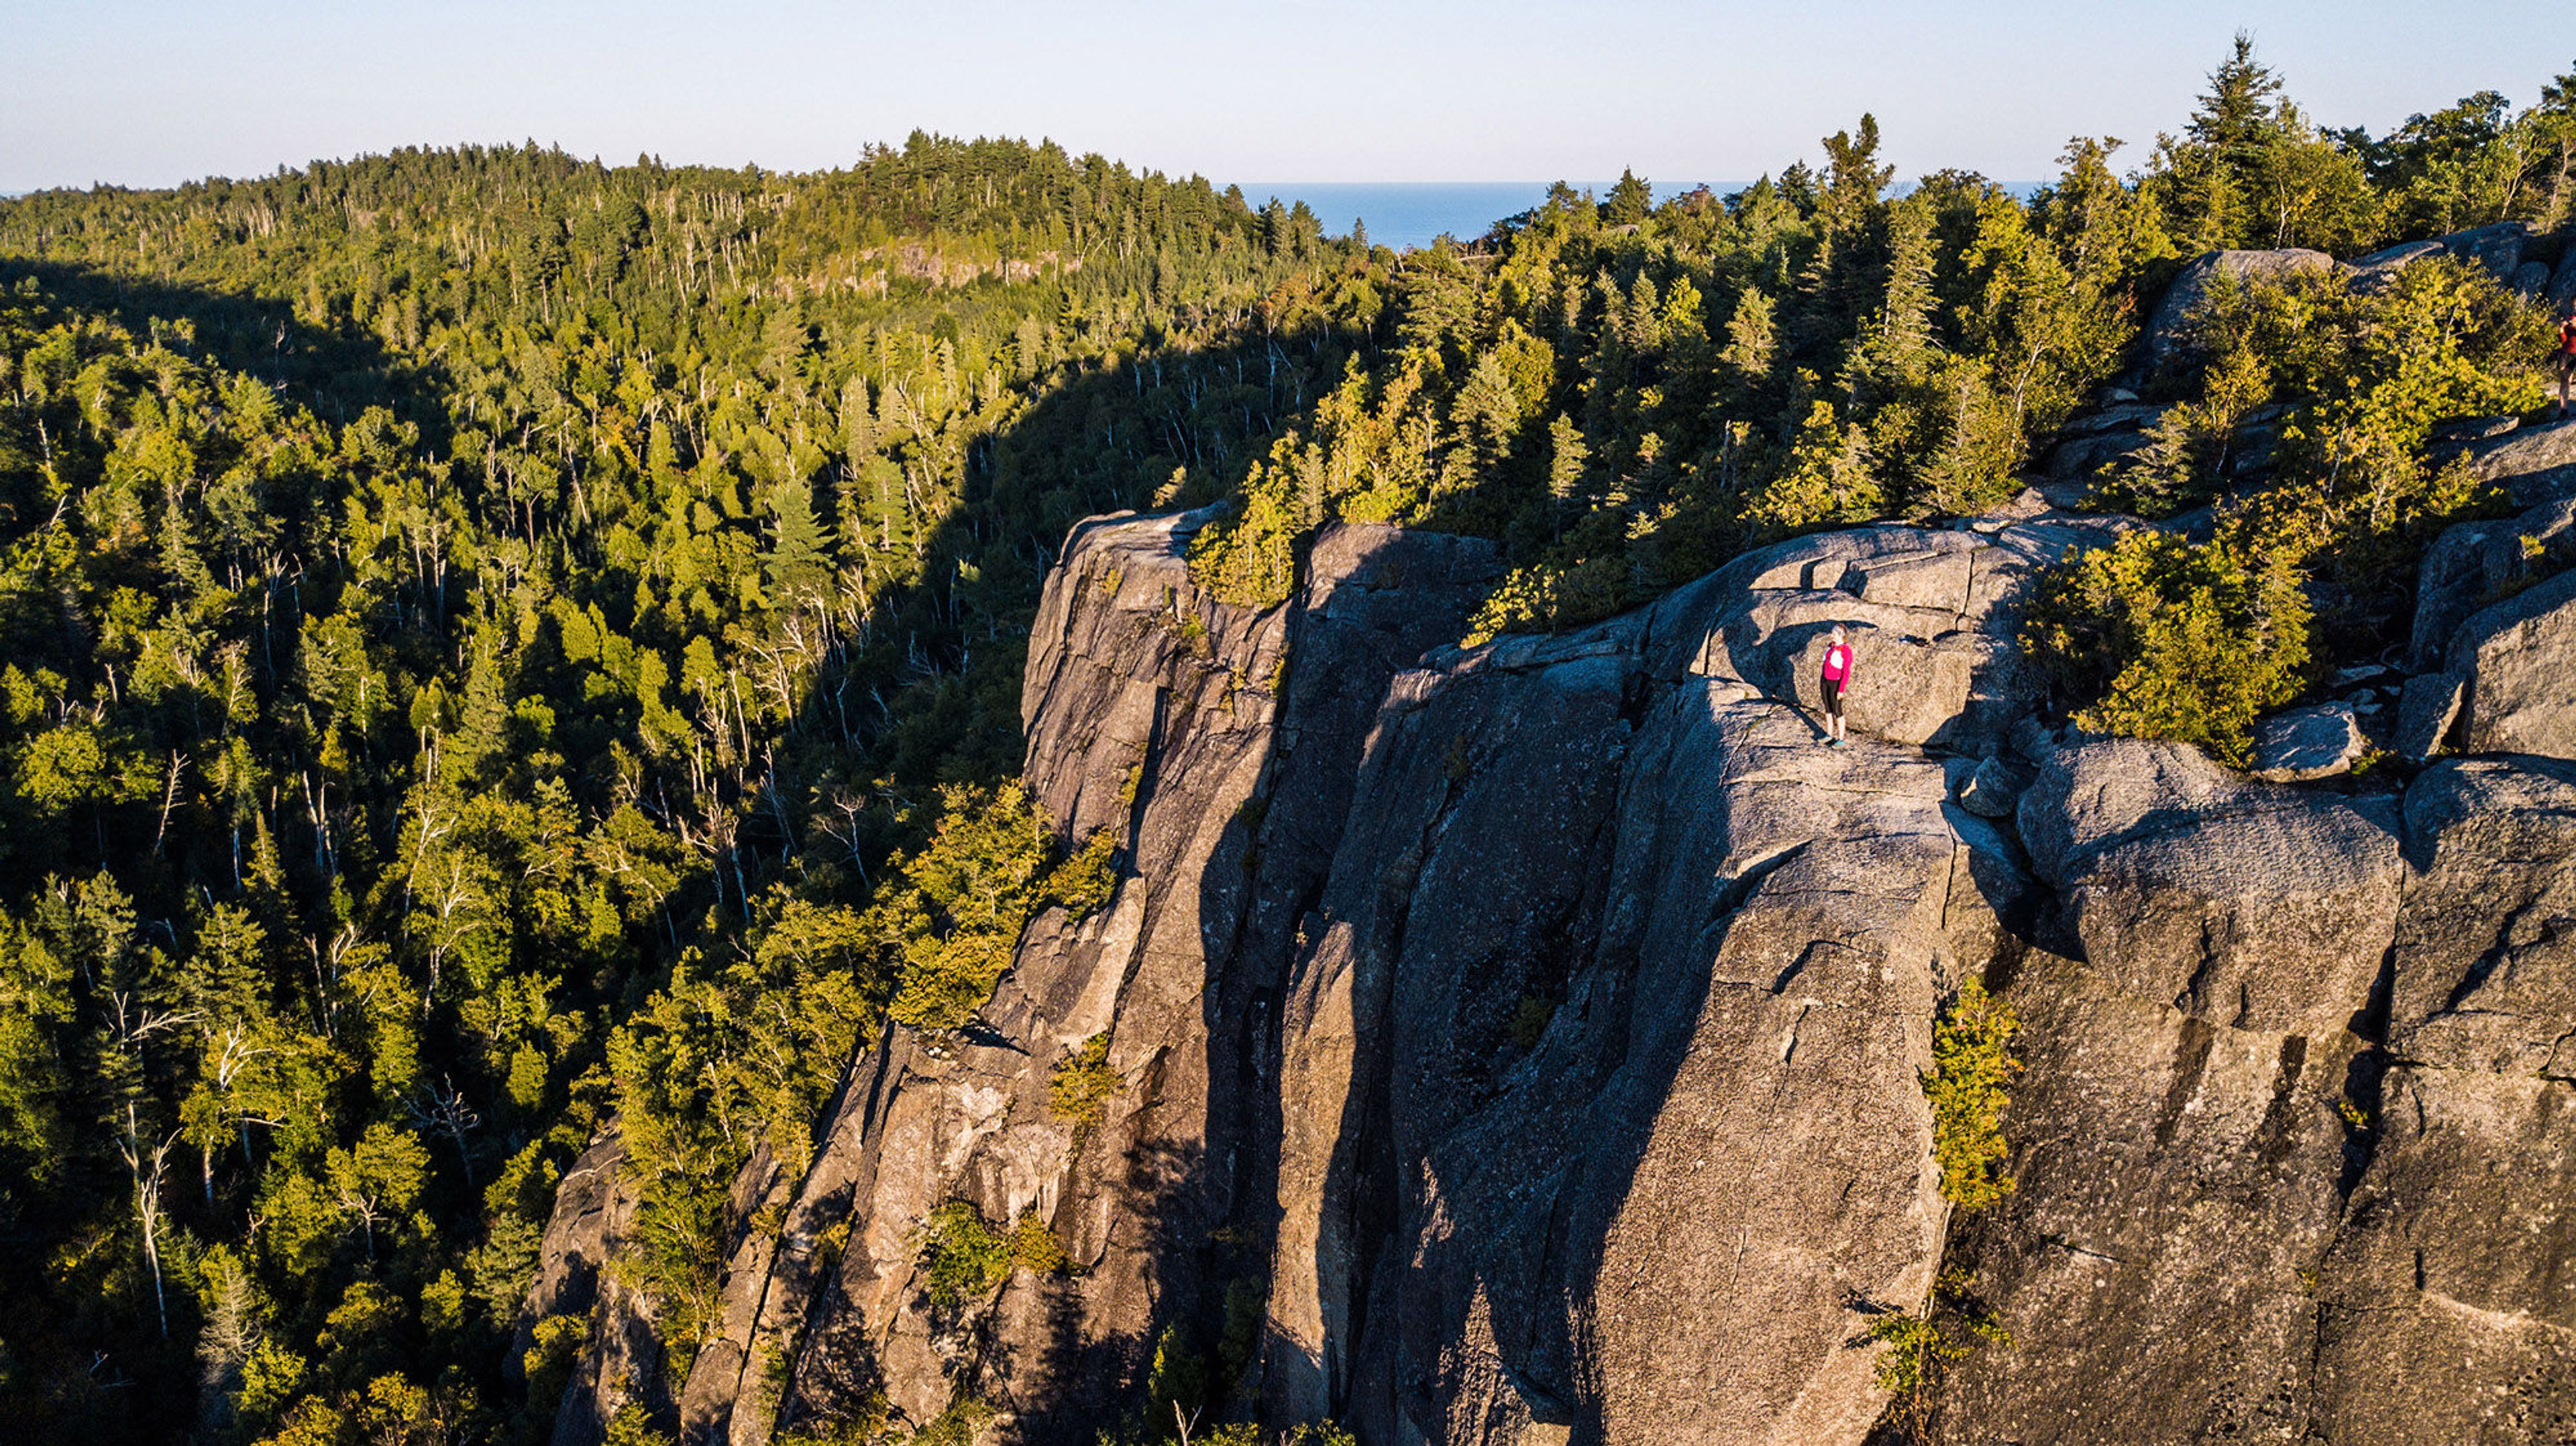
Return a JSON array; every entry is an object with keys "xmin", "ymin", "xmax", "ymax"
[
  {"xmin": 1047, "ymin": 1031, "xmax": 1120, "ymax": 1126},
  {"xmin": 1923, "ymin": 979, "xmax": 2023, "ymax": 1211}
]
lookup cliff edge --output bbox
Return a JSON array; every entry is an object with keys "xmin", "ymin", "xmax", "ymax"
[{"xmin": 535, "ymin": 419, "xmax": 2576, "ymax": 1445}]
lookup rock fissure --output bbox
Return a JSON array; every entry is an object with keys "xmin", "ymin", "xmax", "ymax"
[{"xmin": 2039, "ymin": 1235, "xmax": 2131, "ymax": 1266}]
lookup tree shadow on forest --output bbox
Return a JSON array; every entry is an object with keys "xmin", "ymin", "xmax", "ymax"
[
  {"xmin": 0, "ymin": 258, "xmax": 464, "ymax": 911},
  {"xmin": 0, "ymin": 252, "xmax": 1379, "ymax": 1443},
  {"xmin": 647, "ymin": 313, "xmax": 1387, "ymax": 1443},
  {"xmin": 0, "ymin": 259, "xmax": 467, "ymax": 1446},
  {"xmin": 1, "ymin": 257, "xmax": 457, "ymax": 444}
]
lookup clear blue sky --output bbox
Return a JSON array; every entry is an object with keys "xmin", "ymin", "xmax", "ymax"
[{"xmin": 5, "ymin": 0, "xmax": 2570, "ymax": 194}]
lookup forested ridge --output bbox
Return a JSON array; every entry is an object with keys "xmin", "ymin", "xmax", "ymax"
[
  {"xmin": 0, "ymin": 133, "xmax": 1376, "ymax": 1445},
  {"xmin": 0, "ymin": 37, "xmax": 2573, "ymax": 1445}
]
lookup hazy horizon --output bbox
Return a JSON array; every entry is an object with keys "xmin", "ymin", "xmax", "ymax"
[
  {"xmin": 1, "ymin": 171, "xmax": 2055, "ymax": 253},
  {"xmin": 7, "ymin": 1, "xmax": 2573, "ymax": 196}
]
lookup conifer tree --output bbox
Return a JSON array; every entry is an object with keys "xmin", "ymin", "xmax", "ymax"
[{"xmin": 1605, "ymin": 168, "xmax": 1653, "ymax": 226}]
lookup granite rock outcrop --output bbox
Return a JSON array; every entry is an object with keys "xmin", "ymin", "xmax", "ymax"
[{"xmin": 530, "ymin": 262, "xmax": 2576, "ymax": 1442}]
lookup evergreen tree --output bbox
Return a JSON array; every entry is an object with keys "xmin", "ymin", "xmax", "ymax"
[{"xmin": 1605, "ymin": 168, "xmax": 1653, "ymax": 226}]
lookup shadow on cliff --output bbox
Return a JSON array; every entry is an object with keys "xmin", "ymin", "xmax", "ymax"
[
  {"xmin": 1019, "ymin": 518, "xmax": 1493, "ymax": 1441},
  {"xmin": 1005, "ymin": 1133, "xmax": 1226, "ymax": 1441},
  {"xmin": 0, "ymin": 251, "xmax": 1399, "ymax": 1443},
  {"xmin": 1204, "ymin": 516, "xmax": 1652, "ymax": 1443},
  {"xmin": 751, "ymin": 319, "xmax": 1401, "ymax": 1443}
]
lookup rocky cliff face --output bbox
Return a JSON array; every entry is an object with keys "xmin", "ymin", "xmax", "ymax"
[
  {"xmin": 1247, "ymin": 505, "xmax": 2125, "ymax": 1445},
  {"xmin": 533, "ymin": 412, "xmax": 2576, "ymax": 1443}
]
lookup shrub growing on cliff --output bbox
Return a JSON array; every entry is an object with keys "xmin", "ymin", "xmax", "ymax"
[
  {"xmin": 1860, "ymin": 1268, "xmax": 2010, "ymax": 1435},
  {"xmin": 1010, "ymin": 1208, "xmax": 1069, "ymax": 1275},
  {"xmin": 911, "ymin": 1396, "xmax": 998, "ymax": 1446},
  {"xmin": 879, "ymin": 782, "xmax": 1059, "ymax": 1033},
  {"xmin": 1924, "ymin": 979, "xmax": 2023, "ymax": 1210},
  {"xmin": 2023, "ymin": 524, "xmax": 2310, "ymax": 765},
  {"xmin": 1046, "ymin": 829, "xmax": 1122, "ymax": 922},
  {"xmin": 918, "ymin": 1202, "xmax": 1012, "ymax": 1311},
  {"xmin": 1049, "ymin": 1032, "xmax": 1121, "ymax": 1126}
]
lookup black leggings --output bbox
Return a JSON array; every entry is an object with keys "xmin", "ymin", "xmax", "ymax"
[{"xmin": 1822, "ymin": 677, "xmax": 1844, "ymax": 719}]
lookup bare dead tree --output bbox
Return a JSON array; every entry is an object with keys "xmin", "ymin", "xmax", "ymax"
[{"xmin": 407, "ymin": 1075, "xmax": 482, "ymax": 1190}]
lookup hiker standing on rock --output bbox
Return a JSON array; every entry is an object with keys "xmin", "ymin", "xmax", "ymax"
[
  {"xmin": 1821, "ymin": 624, "xmax": 1854, "ymax": 748},
  {"xmin": 2558, "ymin": 298, "xmax": 2576, "ymax": 419}
]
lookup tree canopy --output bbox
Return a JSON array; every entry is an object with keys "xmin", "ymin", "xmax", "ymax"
[{"xmin": 1, "ymin": 39, "xmax": 2573, "ymax": 1445}]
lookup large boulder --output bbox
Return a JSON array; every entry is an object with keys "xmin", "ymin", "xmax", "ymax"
[
  {"xmin": 2046, "ymin": 426, "xmax": 2160, "ymax": 480},
  {"xmin": 2438, "ymin": 220, "xmax": 2530, "ymax": 282},
  {"xmin": 2447, "ymin": 565, "xmax": 2576, "ymax": 761},
  {"xmin": 2251, "ymin": 701, "xmax": 2366, "ymax": 781},
  {"xmin": 2408, "ymin": 496, "xmax": 2576, "ymax": 671},
  {"xmin": 2344, "ymin": 238, "xmax": 2445, "ymax": 292},
  {"xmin": 2015, "ymin": 736, "xmax": 2246, "ymax": 885},
  {"xmin": 2394, "ymin": 671, "xmax": 2467, "ymax": 763},
  {"xmin": 2019, "ymin": 737, "xmax": 2404, "ymax": 1038},
  {"xmin": 1955, "ymin": 754, "xmax": 2027, "ymax": 819},
  {"xmin": 2464, "ymin": 416, "xmax": 2576, "ymax": 509},
  {"xmin": 2385, "ymin": 757, "xmax": 2576, "ymax": 1075},
  {"xmin": 2142, "ymin": 249, "xmax": 2335, "ymax": 371}
]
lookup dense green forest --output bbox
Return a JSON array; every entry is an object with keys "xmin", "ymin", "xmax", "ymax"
[
  {"xmin": 0, "ymin": 36, "xmax": 2571, "ymax": 1445},
  {"xmin": 1189, "ymin": 42, "xmax": 2569, "ymax": 653},
  {"xmin": 0, "ymin": 133, "xmax": 1376, "ymax": 1445}
]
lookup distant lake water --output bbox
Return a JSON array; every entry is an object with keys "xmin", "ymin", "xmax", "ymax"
[
  {"xmin": 1235, "ymin": 182, "xmax": 1737, "ymax": 252},
  {"xmin": 1237, "ymin": 179, "xmax": 2044, "ymax": 252}
]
